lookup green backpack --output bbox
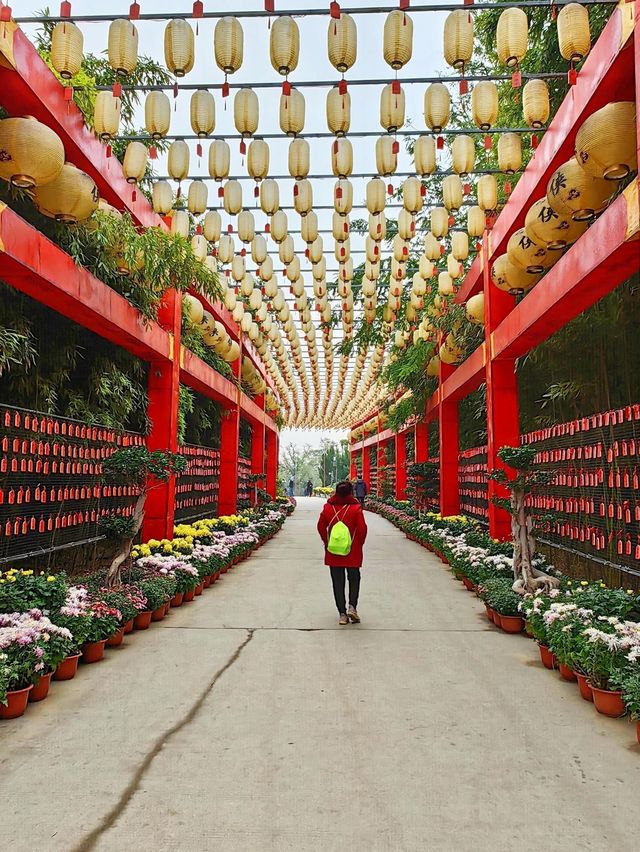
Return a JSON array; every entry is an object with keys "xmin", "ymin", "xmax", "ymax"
[{"xmin": 327, "ymin": 506, "xmax": 353, "ymax": 556}]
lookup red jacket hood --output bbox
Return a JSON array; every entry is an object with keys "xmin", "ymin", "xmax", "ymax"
[{"xmin": 326, "ymin": 494, "xmax": 359, "ymax": 506}]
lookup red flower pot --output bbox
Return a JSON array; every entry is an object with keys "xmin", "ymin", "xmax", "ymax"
[
  {"xmin": 484, "ymin": 604, "xmax": 493, "ymax": 622},
  {"xmin": 0, "ymin": 686, "xmax": 32, "ymax": 719},
  {"xmin": 213, "ymin": 571, "xmax": 221, "ymax": 582},
  {"xmin": 500, "ymin": 615, "xmax": 525, "ymax": 634},
  {"xmin": 558, "ymin": 663, "xmax": 577, "ymax": 682},
  {"xmin": 184, "ymin": 588, "xmax": 195, "ymax": 602},
  {"xmin": 29, "ymin": 672, "xmax": 52, "ymax": 703},
  {"xmin": 81, "ymin": 639, "xmax": 107, "ymax": 663},
  {"xmin": 171, "ymin": 592, "xmax": 184, "ymax": 607},
  {"xmin": 195, "ymin": 583, "xmax": 204, "ymax": 596},
  {"xmin": 134, "ymin": 610, "xmax": 153, "ymax": 630},
  {"xmin": 203, "ymin": 575, "xmax": 211, "ymax": 589},
  {"xmin": 461, "ymin": 577, "xmax": 476, "ymax": 593},
  {"xmin": 164, "ymin": 601, "xmax": 170, "ymax": 615},
  {"xmin": 576, "ymin": 673, "xmax": 594, "ymax": 702},
  {"xmin": 493, "ymin": 612, "xmax": 502, "ymax": 629},
  {"xmin": 538, "ymin": 644, "xmax": 556, "ymax": 670},
  {"xmin": 221, "ymin": 565, "xmax": 229, "ymax": 574},
  {"xmin": 591, "ymin": 685, "xmax": 626, "ymax": 718},
  {"xmin": 636, "ymin": 722, "xmax": 640, "ymax": 746},
  {"xmin": 151, "ymin": 605, "xmax": 166, "ymax": 622},
  {"xmin": 106, "ymin": 627, "xmax": 125, "ymax": 647},
  {"xmin": 123, "ymin": 618, "xmax": 134, "ymax": 634},
  {"xmin": 53, "ymin": 653, "xmax": 81, "ymax": 681}
]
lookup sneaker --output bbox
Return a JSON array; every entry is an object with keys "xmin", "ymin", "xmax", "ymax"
[
  {"xmin": 338, "ymin": 613, "xmax": 349, "ymax": 625},
  {"xmin": 347, "ymin": 606, "xmax": 361, "ymax": 623}
]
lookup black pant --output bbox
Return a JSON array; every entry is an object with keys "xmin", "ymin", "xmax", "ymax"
[
  {"xmin": 330, "ymin": 567, "xmax": 360, "ymax": 614},
  {"xmin": 356, "ymin": 496, "xmax": 365, "ymax": 508}
]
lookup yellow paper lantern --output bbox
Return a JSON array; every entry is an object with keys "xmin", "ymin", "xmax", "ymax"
[
  {"xmin": 288, "ymin": 138, "xmax": 310, "ymax": 180},
  {"xmin": 438, "ymin": 272, "xmax": 454, "ymax": 296},
  {"xmin": 0, "ymin": 117, "xmax": 65, "ymax": 189},
  {"xmin": 168, "ymin": 140, "xmax": 190, "ymax": 182},
  {"xmin": 452, "ymin": 134, "xmax": 475, "ymax": 177},
  {"xmin": 397, "ymin": 208, "xmax": 415, "ymax": 240},
  {"xmin": 424, "ymin": 231, "xmax": 442, "ymax": 260},
  {"xmin": 294, "ymin": 178, "xmax": 313, "ymax": 216},
  {"xmin": 334, "ymin": 212, "xmax": 350, "ymax": 243},
  {"xmin": 431, "ymin": 207, "xmax": 449, "ymax": 239},
  {"xmin": 496, "ymin": 8, "xmax": 528, "ymax": 67},
  {"xmin": 366, "ymin": 178, "xmax": 386, "ymax": 215},
  {"xmin": 251, "ymin": 234, "xmax": 267, "ymax": 263},
  {"xmin": 334, "ymin": 178, "xmax": 353, "ymax": 214},
  {"xmin": 419, "ymin": 255, "xmax": 434, "ymax": 279},
  {"xmin": 507, "ymin": 227, "xmax": 554, "ymax": 274},
  {"xmin": 465, "ymin": 293, "xmax": 485, "ymax": 325},
  {"xmin": 247, "ymin": 138, "xmax": 270, "ymax": 182},
  {"xmin": 383, "ymin": 9, "xmax": 413, "ymax": 70},
  {"xmin": 122, "ymin": 141, "xmax": 147, "ymax": 184},
  {"xmin": 33, "ymin": 163, "xmax": 98, "ymax": 224},
  {"xmin": 331, "ymin": 137, "xmax": 353, "ymax": 179},
  {"xmin": 524, "ymin": 198, "xmax": 588, "ymax": 250},
  {"xmin": 403, "ymin": 176, "xmax": 424, "ymax": 214},
  {"xmin": 574, "ymin": 102, "xmax": 637, "ymax": 181},
  {"xmin": 280, "ymin": 88, "xmax": 305, "ymax": 137},
  {"xmin": 522, "ymin": 79, "xmax": 550, "ymax": 129},
  {"xmin": 214, "ymin": 17, "xmax": 243, "ymax": 74},
  {"xmin": 51, "ymin": 21, "xmax": 83, "ymax": 79},
  {"xmin": 108, "ymin": 19, "xmax": 138, "ymax": 76},
  {"xmin": 270, "ymin": 209, "xmax": 288, "ymax": 243},
  {"xmin": 204, "ymin": 209, "xmax": 221, "ymax": 243},
  {"xmin": 477, "ymin": 174, "xmax": 498, "ymax": 212},
  {"xmin": 546, "ymin": 158, "xmax": 613, "ymax": 221},
  {"xmin": 369, "ymin": 211, "xmax": 386, "ymax": 240},
  {"xmin": 152, "ymin": 180, "xmax": 173, "ymax": 215},
  {"xmin": 232, "ymin": 253, "xmax": 246, "ymax": 282},
  {"xmin": 452, "ymin": 231, "xmax": 469, "ymax": 261},
  {"xmin": 467, "ymin": 205, "xmax": 485, "ymax": 237},
  {"xmin": 170, "ymin": 210, "xmax": 190, "ymax": 240},
  {"xmin": 260, "ymin": 178, "xmax": 280, "ymax": 215},
  {"xmin": 223, "ymin": 179, "xmax": 242, "ymax": 215},
  {"xmin": 145, "ymin": 91, "xmax": 171, "ymax": 140},
  {"xmin": 447, "ymin": 253, "xmax": 462, "ymax": 279},
  {"xmin": 327, "ymin": 86, "xmax": 351, "ymax": 137},
  {"xmin": 217, "ymin": 233, "xmax": 234, "ymax": 264},
  {"xmin": 183, "ymin": 294, "xmax": 204, "ymax": 326},
  {"xmin": 424, "ymin": 82, "xmax": 450, "ymax": 133},
  {"xmin": 94, "ymin": 91, "xmax": 121, "ymax": 141},
  {"xmin": 187, "ymin": 180, "xmax": 207, "ymax": 215},
  {"xmin": 237, "ymin": 209, "xmax": 255, "ymax": 243},
  {"xmin": 208, "ymin": 139, "xmax": 230, "ymax": 181},
  {"xmin": 442, "ymin": 174, "xmax": 463, "ymax": 212},
  {"xmin": 380, "ymin": 83, "xmax": 405, "ymax": 133},
  {"xmin": 270, "ymin": 16, "xmax": 299, "ymax": 75},
  {"xmin": 375, "ymin": 135, "xmax": 397, "ymax": 177},
  {"xmin": 414, "ymin": 135, "xmax": 436, "ymax": 176},
  {"xmin": 498, "ymin": 133, "xmax": 522, "ymax": 174},
  {"xmin": 443, "ymin": 9, "xmax": 473, "ymax": 70},
  {"xmin": 301, "ymin": 210, "xmax": 318, "ymax": 243},
  {"xmin": 234, "ymin": 88, "xmax": 259, "ymax": 137},
  {"xmin": 327, "ymin": 12, "xmax": 357, "ymax": 73},
  {"xmin": 191, "ymin": 234, "xmax": 207, "ymax": 262},
  {"xmin": 164, "ymin": 19, "xmax": 194, "ymax": 77},
  {"xmin": 557, "ymin": 3, "xmax": 590, "ymax": 63},
  {"xmin": 190, "ymin": 89, "xmax": 215, "ymax": 137},
  {"xmin": 472, "ymin": 81, "xmax": 499, "ymax": 131},
  {"xmin": 492, "ymin": 254, "xmax": 540, "ymax": 295}
]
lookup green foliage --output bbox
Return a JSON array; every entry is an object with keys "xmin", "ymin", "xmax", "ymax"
[
  {"xmin": 478, "ymin": 576, "xmax": 521, "ymax": 616},
  {"xmin": 97, "ymin": 514, "xmax": 137, "ymax": 541},
  {"xmin": 0, "ymin": 327, "xmax": 36, "ymax": 378},
  {"xmin": 180, "ymin": 321, "xmax": 234, "ymax": 381},
  {"xmin": 102, "ymin": 447, "xmax": 186, "ymax": 488}
]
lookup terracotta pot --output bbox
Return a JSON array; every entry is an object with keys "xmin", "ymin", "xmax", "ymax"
[
  {"xmin": 151, "ymin": 605, "xmax": 166, "ymax": 622},
  {"xmin": 81, "ymin": 639, "xmax": 107, "ymax": 663},
  {"xmin": 493, "ymin": 612, "xmax": 502, "ymax": 629},
  {"xmin": 184, "ymin": 588, "xmax": 195, "ymax": 602},
  {"xmin": 213, "ymin": 571, "xmax": 221, "ymax": 582},
  {"xmin": 500, "ymin": 615, "xmax": 525, "ymax": 634},
  {"xmin": 203, "ymin": 575, "xmax": 211, "ymax": 589},
  {"xmin": 134, "ymin": 610, "xmax": 153, "ymax": 630},
  {"xmin": 29, "ymin": 672, "xmax": 53, "ymax": 702},
  {"xmin": 636, "ymin": 721, "xmax": 640, "ymax": 746},
  {"xmin": 538, "ymin": 644, "xmax": 556, "ymax": 670},
  {"xmin": 484, "ymin": 604, "xmax": 493, "ymax": 622},
  {"xmin": 576, "ymin": 673, "xmax": 594, "ymax": 702},
  {"xmin": 54, "ymin": 653, "xmax": 81, "ymax": 681},
  {"xmin": 591, "ymin": 685, "xmax": 626, "ymax": 718},
  {"xmin": 164, "ymin": 601, "xmax": 170, "ymax": 615},
  {"xmin": 123, "ymin": 618, "xmax": 134, "ymax": 634},
  {"xmin": 221, "ymin": 565, "xmax": 229, "ymax": 574},
  {"xmin": 558, "ymin": 663, "xmax": 577, "ymax": 682},
  {"xmin": 171, "ymin": 592, "xmax": 184, "ymax": 607},
  {"xmin": 195, "ymin": 583, "xmax": 204, "ymax": 596},
  {"xmin": 0, "ymin": 686, "xmax": 32, "ymax": 719},
  {"xmin": 461, "ymin": 576, "xmax": 476, "ymax": 592},
  {"xmin": 106, "ymin": 627, "xmax": 125, "ymax": 647}
]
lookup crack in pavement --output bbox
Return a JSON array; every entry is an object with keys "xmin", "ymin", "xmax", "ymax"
[{"xmin": 72, "ymin": 628, "xmax": 255, "ymax": 852}]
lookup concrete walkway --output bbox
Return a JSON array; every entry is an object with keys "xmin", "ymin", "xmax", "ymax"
[{"xmin": 1, "ymin": 497, "xmax": 639, "ymax": 851}]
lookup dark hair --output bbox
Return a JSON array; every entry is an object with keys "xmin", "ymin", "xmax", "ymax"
[{"xmin": 335, "ymin": 480, "xmax": 353, "ymax": 497}]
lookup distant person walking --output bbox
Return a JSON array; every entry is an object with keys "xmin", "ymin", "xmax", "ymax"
[
  {"xmin": 305, "ymin": 479, "xmax": 314, "ymax": 496},
  {"xmin": 317, "ymin": 480, "xmax": 368, "ymax": 625},
  {"xmin": 288, "ymin": 478, "xmax": 294, "ymax": 497},
  {"xmin": 353, "ymin": 476, "xmax": 367, "ymax": 509}
]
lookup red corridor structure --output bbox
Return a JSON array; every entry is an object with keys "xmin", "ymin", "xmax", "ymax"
[{"xmin": 350, "ymin": 2, "xmax": 640, "ymax": 565}]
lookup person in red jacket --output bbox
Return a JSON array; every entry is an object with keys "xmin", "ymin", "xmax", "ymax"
[{"xmin": 317, "ymin": 480, "xmax": 368, "ymax": 625}]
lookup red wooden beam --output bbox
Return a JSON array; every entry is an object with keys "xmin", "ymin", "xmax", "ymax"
[
  {"xmin": 0, "ymin": 24, "xmax": 161, "ymax": 229},
  {"xmin": 0, "ymin": 205, "xmax": 171, "ymax": 362},
  {"xmin": 492, "ymin": 186, "xmax": 639, "ymax": 361},
  {"xmin": 456, "ymin": 3, "xmax": 636, "ymax": 304},
  {"xmin": 179, "ymin": 347, "xmax": 241, "ymax": 407}
]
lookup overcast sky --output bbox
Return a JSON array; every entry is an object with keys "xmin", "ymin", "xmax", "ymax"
[{"xmin": 17, "ymin": 1, "xmax": 449, "ymax": 452}]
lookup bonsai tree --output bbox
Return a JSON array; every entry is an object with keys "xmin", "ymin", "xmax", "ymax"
[
  {"xmin": 489, "ymin": 445, "xmax": 560, "ymax": 596},
  {"xmin": 100, "ymin": 447, "xmax": 187, "ymax": 586}
]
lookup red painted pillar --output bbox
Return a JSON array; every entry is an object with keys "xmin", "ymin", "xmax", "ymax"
[
  {"xmin": 362, "ymin": 441, "xmax": 371, "ymax": 491},
  {"xmin": 143, "ymin": 289, "xmax": 181, "ymax": 540},
  {"xmin": 483, "ymin": 232, "xmax": 520, "ymax": 540},
  {"xmin": 395, "ymin": 430, "xmax": 407, "ymax": 500},
  {"xmin": 377, "ymin": 440, "xmax": 386, "ymax": 498},
  {"xmin": 439, "ymin": 360, "xmax": 460, "ymax": 517},
  {"xmin": 349, "ymin": 450, "xmax": 357, "ymax": 480},
  {"xmin": 218, "ymin": 351, "xmax": 241, "ymax": 516},
  {"xmin": 265, "ymin": 427, "xmax": 278, "ymax": 499},
  {"xmin": 415, "ymin": 420, "xmax": 429, "ymax": 462},
  {"xmin": 251, "ymin": 400, "xmax": 266, "ymax": 506}
]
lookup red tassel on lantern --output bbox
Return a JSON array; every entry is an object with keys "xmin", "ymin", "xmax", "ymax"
[
  {"xmin": 330, "ymin": 2, "xmax": 341, "ymax": 19},
  {"xmin": 459, "ymin": 80, "xmax": 468, "ymax": 96},
  {"xmin": 387, "ymin": 184, "xmax": 393, "ymax": 195},
  {"xmin": 222, "ymin": 80, "xmax": 230, "ymax": 98},
  {"xmin": 436, "ymin": 136, "xmax": 444, "ymax": 150},
  {"xmin": 196, "ymin": 142, "xmax": 202, "ymax": 158},
  {"xmin": 392, "ymin": 140, "xmax": 399, "ymax": 154},
  {"xmin": 391, "ymin": 79, "xmax": 401, "ymax": 95},
  {"xmin": 531, "ymin": 134, "xmax": 539, "ymax": 149},
  {"xmin": 338, "ymin": 79, "xmax": 347, "ymax": 95},
  {"xmin": 129, "ymin": 2, "xmax": 140, "ymax": 20},
  {"xmin": 60, "ymin": 1, "xmax": 71, "ymax": 17},
  {"xmin": 568, "ymin": 67, "xmax": 577, "ymax": 86},
  {"xmin": 239, "ymin": 140, "xmax": 246, "ymax": 155},
  {"xmin": 149, "ymin": 146, "xmax": 157, "ymax": 159},
  {"xmin": 282, "ymin": 80, "xmax": 291, "ymax": 96},
  {"xmin": 511, "ymin": 70, "xmax": 521, "ymax": 88},
  {"xmin": 193, "ymin": 1, "xmax": 203, "ymax": 16},
  {"xmin": 265, "ymin": 0, "xmax": 275, "ymax": 11},
  {"xmin": 0, "ymin": 6, "xmax": 12, "ymax": 22},
  {"xmin": 484, "ymin": 134, "xmax": 492, "ymax": 149}
]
